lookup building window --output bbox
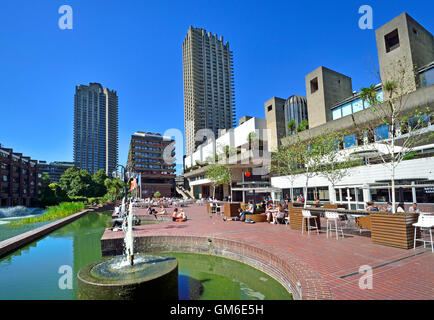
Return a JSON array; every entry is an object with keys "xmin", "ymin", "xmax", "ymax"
[
  {"xmin": 310, "ymin": 77, "xmax": 319, "ymax": 94},
  {"xmin": 385, "ymin": 29, "xmax": 400, "ymax": 53},
  {"xmin": 408, "ymin": 115, "xmax": 430, "ymax": 130},
  {"xmin": 419, "ymin": 67, "xmax": 434, "ymax": 88},
  {"xmin": 267, "ymin": 105, "xmax": 272, "ymax": 112},
  {"xmin": 344, "ymin": 134, "xmax": 357, "ymax": 148},
  {"xmin": 416, "ymin": 187, "xmax": 434, "ymax": 203},
  {"xmin": 375, "ymin": 125, "xmax": 389, "ymax": 141}
]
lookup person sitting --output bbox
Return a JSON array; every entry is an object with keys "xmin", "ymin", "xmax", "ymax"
[
  {"xmin": 385, "ymin": 202, "xmax": 393, "ymax": 212},
  {"xmin": 172, "ymin": 208, "xmax": 179, "ymax": 221},
  {"xmin": 114, "ymin": 206, "xmax": 120, "ymax": 216},
  {"xmin": 265, "ymin": 203, "xmax": 274, "ymax": 223},
  {"xmin": 147, "ymin": 205, "xmax": 157, "ymax": 215},
  {"xmin": 299, "ymin": 194, "xmax": 305, "ymax": 203},
  {"xmin": 272, "ymin": 204, "xmax": 286, "ymax": 224},
  {"xmin": 239, "ymin": 201, "xmax": 254, "ymax": 222},
  {"xmin": 409, "ymin": 203, "xmax": 420, "ymax": 213},
  {"xmin": 173, "ymin": 208, "xmax": 187, "ymax": 222},
  {"xmin": 366, "ymin": 202, "xmax": 379, "ymax": 211},
  {"xmin": 153, "ymin": 205, "xmax": 167, "ymax": 219},
  {"xmin": 296, "ymin": 196, "xmax": 302, "ymax": 203},
  {"xmin": 396, "ymin": 202, "xmax": 405, "ymax": 213},
  {"xmin": 313, "ymin": 197, "xmax": 320, "ymax": 205}
]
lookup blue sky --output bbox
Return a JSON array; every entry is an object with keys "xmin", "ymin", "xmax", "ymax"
[{"xmin": 0, "ymin": 0, "xmax": 433, "ymax": 173}]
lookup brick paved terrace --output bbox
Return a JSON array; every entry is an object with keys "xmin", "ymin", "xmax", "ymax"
[{"xmin": 101, "ymin": 204, "xmax": 434, "ymax": 300}]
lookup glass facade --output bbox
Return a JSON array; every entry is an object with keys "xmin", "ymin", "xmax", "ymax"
[
  {"xmin": 420, "ymin": 66, "xmax": 434, "ymax": 88},
  {"xmin": 375, "ymin": 125, "xmax": 389, "ymax": 141},
  {"xmin": 284, "ymin": 95, "xmax": 308, "ymax": 136},
  {"xmin": 331, "ymin": 90, "xmax": 383, "ymax": 120},
  {"xmin": 344, "ymin": 134, "xmax": 357, "ymax": 149}
]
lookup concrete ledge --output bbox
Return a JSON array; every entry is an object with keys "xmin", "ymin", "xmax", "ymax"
[
  {"xmin": 101, "ymin": 235, "xmax": 332, "ymax": 300},
  {"xmin": 0, "ymin": 203, "xmax": 114, "ymax": 258}
]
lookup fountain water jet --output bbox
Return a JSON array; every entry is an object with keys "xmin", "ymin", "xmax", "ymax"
[{"xmin": 77, "ymin": 197, "xmax": 178, "ymax": 300}]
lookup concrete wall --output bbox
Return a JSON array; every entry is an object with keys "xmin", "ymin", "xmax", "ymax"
[
  {"xmin": 305, "ymin": 67, "xmax": 353, "ymax": 128},
  {"xmin": 282, "ymin": 84, "xmax": 434, "ymax": 145},
  {"xmin": 376, "ymin": 12, "xmax": 434, "ymax": 92},
  {"xmin": 185, "ymin": 117, "xmax": 267, "ymax": 169},
  {"xmin": 264, "ymin": 97, "xmax": 286, "ymax": 152}
]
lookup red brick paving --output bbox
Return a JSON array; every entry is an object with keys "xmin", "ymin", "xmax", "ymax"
[{"xmin": 102, "ymin": 204, "xmax": 434, "ymax": 300}]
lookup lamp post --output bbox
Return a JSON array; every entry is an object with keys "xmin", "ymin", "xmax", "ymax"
[{"xmin": 112, "ymin": 165, "xmax": 137, "ymax": 200}]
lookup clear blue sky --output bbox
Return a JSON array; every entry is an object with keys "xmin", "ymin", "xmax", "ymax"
[{"xmin": 1, "ymin": 0, "xmax": 433, "ymax": 173}]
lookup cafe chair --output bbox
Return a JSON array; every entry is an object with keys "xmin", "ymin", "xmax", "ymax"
[
  {"xmin": 301, "ymin": 209, "xmax": 319, "ymax": 235},
  {"xmin": 413, "ymin": 215, "xmax": 434, "ymax": 253},
  {"xmin": 325, "ymin": 211, "xmax": 344, "ymax": 240}
]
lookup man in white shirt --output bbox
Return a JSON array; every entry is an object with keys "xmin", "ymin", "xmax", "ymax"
[{"xmin": 239, "ymin": 201, "xmax": 254, "ymax": 221}]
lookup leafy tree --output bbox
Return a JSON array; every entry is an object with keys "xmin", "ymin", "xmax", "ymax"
[
  {"xmin": 59, "ymin": 167, "xmax": 80, "ymax": 194},
  {"xmin": 205, "ymin": 164, "xmax": 233, "ymax": 199},
  {"xmin": 59, "ymin": 167, "xmax": 94, "ymax": 197},
  {"xmin": 271, "ymin": 143, "xmax": 301, "ymax": 201},
  {"xmin": 37, "ymin": 173, "xmax": 69, "ymax": 206},
  {"xmin": 296, "ymin": 120, "xmax": 309, "ymax": 132},
  {"xmin": 104, "ymin": 178, "xmax": 124, "ymax": 201},
  {"xmin": 287, "ymin": 120, "xmax": 296, "ymax": 135},
  {"xmin": 315, "ymin": 131, "xmax": 359, "ymax": 203},
  {"xmin": 357, "ymin": 57, "xmax": 434, "ymax": 212},
  {"xmin": 274, "ymin": 134, "xmax": 324, "ymax": 207},
  {"xmin": 92, "ymin": 169, "xmax": 108, "ymax": 196}
]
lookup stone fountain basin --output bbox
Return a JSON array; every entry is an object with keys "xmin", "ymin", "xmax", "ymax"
[{"xmin": 77, "ymin": 253, "xmax": 178, "ymax": 300}]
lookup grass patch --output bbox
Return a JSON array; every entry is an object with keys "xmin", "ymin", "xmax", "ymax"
[{"xmin": 10, "ymin": 202, "xmax": 86, "ymax": 226}]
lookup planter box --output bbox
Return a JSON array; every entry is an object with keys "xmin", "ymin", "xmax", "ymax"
[
  {"xmin": 245, "ymin": 213, "xmax": 267, "ymax": 222},
  {"xmin": 223, "ymin": 202, "xmax": 241, "ymax": 217},
  {"xmin": 370, "ymin": 213, "xmax": 419, "ymax": 249}
]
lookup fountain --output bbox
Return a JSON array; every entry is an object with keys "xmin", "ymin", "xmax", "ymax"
[{"xmin": 77, "ymin": 197, "xmax": 178, "ymax": 300}]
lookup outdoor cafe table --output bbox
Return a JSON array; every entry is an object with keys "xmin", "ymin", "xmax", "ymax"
[{"xmin": 289, "ymin": 206, "xmax": 421, "ymax": 249}]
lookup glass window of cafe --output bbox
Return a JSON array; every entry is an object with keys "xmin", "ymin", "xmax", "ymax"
[
  {"xmin": 307, "ymin": 187, "xmax": 330, "ymax": 201},
  {"xmin": 416, "ymin": 181, "xmax": 434, "ymax": 203}
]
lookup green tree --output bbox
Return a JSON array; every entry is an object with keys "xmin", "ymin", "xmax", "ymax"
[
  {"xmin": 60, "ymin": 168, "xmax": 94, "ymax": 197},
  {"xmin": 316, "ymin": 131, "xmax": 359, "ymax": 203},
  {"xmin": 59, "ymin": 167, "xmax": 80, "ymax": 194},
  {"xmin": 277, "ymin": 134, "xmax": 324, "ymax": 207},
  {"xmin": 287, "ymin": 120, "xmax": 296, "ymax": 135},
  {"xmin": 296, "ymin": 120, "xmax": 309, "ymax": 132},
  {"xmin": 92, "ymin": 169, "xmax": 108, "ymax": 196},
  {"xmin": 104, "ymin": 178, "xmax": 124, "ymax": 201},
  {"xmin": 358, "ymin": 57, "xmax": 434, "ymax": 212},
  {"xmin": 205, "ymin": 164, "xmax": 233, "ymax": 199},
  {"xmin": 271, "ymin": 143, "xmax": 301, "ymax": 201}
]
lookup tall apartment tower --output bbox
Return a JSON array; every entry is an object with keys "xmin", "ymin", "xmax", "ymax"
[
  {"xmin": 183, "ymin": 26, "xmax": 236, "ymax": 155},
  {"xmin": 73, "ymin": 83, "xmax": 118, "ymax": 176}
]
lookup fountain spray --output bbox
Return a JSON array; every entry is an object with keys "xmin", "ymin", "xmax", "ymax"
[{"xmin": 123, "ymin": 199, "xmax": 135, "ymax": 266}]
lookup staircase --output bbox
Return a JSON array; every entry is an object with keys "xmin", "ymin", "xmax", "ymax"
[{"xmin": 176, "ymin": 186, "xmax": 193, "ymax": 200}]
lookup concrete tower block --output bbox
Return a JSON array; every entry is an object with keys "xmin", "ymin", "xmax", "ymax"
[
  {"xmin": 264, "ymin": 97, "xmax": 286, "ymax": 152},
  {"xmin": 305, "ymin": 67, "xmax": 353, "ymax": 129},
  {"xmin": 375, "ymin": 12, "xmax": 434, "ymax": 92}
]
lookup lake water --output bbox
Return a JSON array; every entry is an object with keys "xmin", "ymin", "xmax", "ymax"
[{"xmin": 0, "ymin": 210, "xmax": 292, "ymax": 300}]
